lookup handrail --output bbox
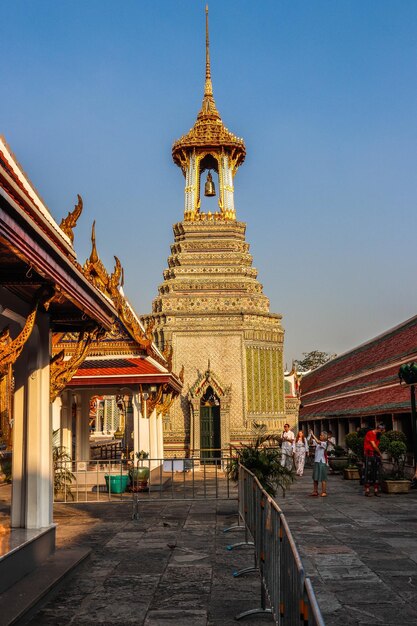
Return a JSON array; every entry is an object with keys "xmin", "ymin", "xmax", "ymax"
[{"xmin": 236, "ymin": 464, "xmax": 325, "ymax": 625}]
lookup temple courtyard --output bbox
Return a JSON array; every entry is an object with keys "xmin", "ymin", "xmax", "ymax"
[{"xmin": 1, "ymin": 471, "xmax": 417, "ymax": 625}]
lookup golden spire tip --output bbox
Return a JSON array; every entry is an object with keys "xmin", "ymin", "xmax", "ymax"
[{"xmin": 204, "ymin": 3, "xmax": 212, "ymax": 94}]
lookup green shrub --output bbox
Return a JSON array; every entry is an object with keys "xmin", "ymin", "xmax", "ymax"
[
  {"xmin": 227, "ymin": 423, "xmax": 294, "ymax": 497},
  {"xmin": 345, "ymin": 432, "xmax": 364, "ymax": 461},
  {"xmin": 380, "ymin": 431, "xmax": 408, "ymax": 480}
]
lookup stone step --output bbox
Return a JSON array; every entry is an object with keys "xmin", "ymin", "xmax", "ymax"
[{"xmin": 0, "ymin": 547, "xmax": 90, "ymax": 625}]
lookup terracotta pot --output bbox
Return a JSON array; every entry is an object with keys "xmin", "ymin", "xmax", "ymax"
[
  {"xmin": 343, "ymin": 468, "xmax": 360, "ymax": 480},
  {"xmin": 381, "ymin": 480, "xmax": 411, "ymax": 494}
]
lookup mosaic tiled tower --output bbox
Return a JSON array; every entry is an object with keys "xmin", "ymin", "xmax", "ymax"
[{"xmin": 143, "ymin": 8, "xmax": 286, "ymax": 455}]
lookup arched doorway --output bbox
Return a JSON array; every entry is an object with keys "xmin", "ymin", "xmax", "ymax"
[{"xmin": 200, "ymin": 386, "xmax": 220, "ymax": 460}]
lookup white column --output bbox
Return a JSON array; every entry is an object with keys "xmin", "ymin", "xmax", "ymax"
[
  {"xmin": 156, "ymin": 412, "xmax": 164, "ymax": 459},
  {"xmin": 134, "ymin": 393, "xmax": 150, "ymax": 458},
  {"xmin": 75, "ymin": 391, "xmax": 90, "ymax": 461},
  {"xmin": 220, "ymin": 154, "xmax": 235, "ymax": 217},
  {"xmin": 184, "ymin": 152, "xmax": 197, "ymax": 218},
  {"xmin": 12, "ymin": 313, "xmax": 53, "ymax": 529},
  {"xmin": 132, "ymin": 392, "xmax": 141, "ymax": 458},
  {"xmin": 149, "ymin": 407, "xmax": 158, "ymax": 461},
  {"xmin": 52, "ymin": 397, "xmax": 62, "ymax": 435},
  {"xmin": 61, "ymin": 389, "xmax": 73, "ymax": 456},
  {"xmin": 11, "ymin": 356, "xmax": 27, "ymax": 528}
]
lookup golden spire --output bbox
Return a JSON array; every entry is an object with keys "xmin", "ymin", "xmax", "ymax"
[
  {"xmin": 204, "ymin": 5, "xmax": 212, "ymax": 97},
  {"xmin": 172, "ymin": 6, "xmax": 246, "ymax": 168},
  {"xmin": 198, "ymin": 4, "xmax": 220, "ymax": 121}
]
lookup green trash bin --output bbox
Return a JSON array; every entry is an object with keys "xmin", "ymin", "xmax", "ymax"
[{"xmin": 105, "ymin": 474, "xmax": 129, "ymax": 494}]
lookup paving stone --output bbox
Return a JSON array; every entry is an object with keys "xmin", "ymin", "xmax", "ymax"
[{"xmin": 144, "ymin": 609, "xmax": 207, "ymax": 625}]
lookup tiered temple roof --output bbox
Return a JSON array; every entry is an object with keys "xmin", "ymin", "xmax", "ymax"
[{"xmin": 300, "ymin": 316, "xmax": 417, "ymax": 419}]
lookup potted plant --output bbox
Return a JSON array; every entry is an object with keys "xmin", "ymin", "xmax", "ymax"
[
  {"xmin": 379, "ymin": 430, "xmax": 410, "ymax": 494},
  {"xmin": 328, "ymin": 443, "xmax": 349, "ymax": 474},
  {"xmin": 129, "ymin": 450, "xmax": 150, "ymax": 492},
  {"xmin": 227, "ymin": 423, "xmax": 294, "ymax": 497},
  {"xmin": 341, "ymin": 431, "xmax": 366, "ymax": 480},
  {"xmin": 343, "ymin": 456, "xmax": 361, "ymax": 480},
  {"xmin": 53, "ymin": 429, "xmax": 75, "ymax": 500}
]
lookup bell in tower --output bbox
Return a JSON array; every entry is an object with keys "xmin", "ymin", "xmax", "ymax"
[{"xmin": 204, "ymin": 171, "xmax": 216, "ymax": 197}]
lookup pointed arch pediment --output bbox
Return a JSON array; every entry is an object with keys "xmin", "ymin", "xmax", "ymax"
[{"xmin": 189, "ymin": 367, "xmax": 229, "ymax": 399}]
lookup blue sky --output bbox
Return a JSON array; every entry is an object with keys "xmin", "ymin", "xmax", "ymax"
[{"xmin": 1, "ymin": 1, "xmax": 417, "ymax": 364}]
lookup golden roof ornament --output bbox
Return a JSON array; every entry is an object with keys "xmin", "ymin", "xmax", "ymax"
[
  {"xmin": 172, "ymin": 5, "xmax": 246, "ymax": 170},
  {"xmin": 60, "ymin": 194, "xmax": 83, "ymax": 244},
  {"xmin": 82, "ymin": 226, "xmax": 167, "ymax": 362}
]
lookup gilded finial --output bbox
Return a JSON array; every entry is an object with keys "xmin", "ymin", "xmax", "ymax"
[
  {"xmin": 89, "ymin": 221, "xmax": 99, "ymax": 264},
  {"xmin": 60, "ymin": 194, "xmax": 83, "ymax": 244},
  {"xmin": 205, "ymin": 4, "xmax": 212, "ymax": 97}
]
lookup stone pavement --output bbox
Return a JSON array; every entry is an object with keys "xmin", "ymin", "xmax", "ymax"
[
  {"xmin": 26, "ymin": 498, "xmax": 269, "ymax": 626},
  {"xmin": 4, "ymin": 467, "xmax": 417, "ymax": 625},
  {"xmin": 276, "ymin": 469, "xmax": 417, "ymax": 626}
]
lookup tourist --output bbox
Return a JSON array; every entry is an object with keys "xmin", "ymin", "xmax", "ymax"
[
  {"xmin": 293, "ymin": 431, "xmax": 309, "ymax": 476},
  {"xmin": 327, "ymin": 430, "xmax": 336, "ymax": 454},
  {"xmin": 363, "ymin": 423, "xmax": 385, "ymax": 496},
  {"xmin": 307, "ymin": 430, "xmax": 317, "ymax": 457},
  {"xmin": 309, "ymin": 430, "xmax": 328, "ymax": 497},
  {"xmin": 281, "ymin": 423, "xmax": 295, "ymax": 470}
]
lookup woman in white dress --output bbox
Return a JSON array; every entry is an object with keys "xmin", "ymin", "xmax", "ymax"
[{"xmin": 293, "ymin": 431, "xmax": 309, "ymax": 476}]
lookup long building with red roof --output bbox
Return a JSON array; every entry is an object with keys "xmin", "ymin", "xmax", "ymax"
[{"xmin": 299, "ymin": 315, "xmax": 417, "ymax": 445}]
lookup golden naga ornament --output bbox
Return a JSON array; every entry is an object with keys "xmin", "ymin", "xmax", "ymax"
[
  {"xmin": 82, "ymin": 225, "xmax": 159, "ymax": 359},
  {"xmin": 0, "ymin": 304, "xmax": 38, "ymax": 378},
  {"xmin": 60, "ymin": 194, "xmax": 83, "ymax": 244},
  {"xmin": 145, "ymin": 385, "xmax": 164, "ymax": 415},
  {"xmin": 50, "ymin": 325, "xmax": 103, "ymax": 402},
  {"xmin": 156, "ymin": 384, "xmax": 179, "ymax": 417}
]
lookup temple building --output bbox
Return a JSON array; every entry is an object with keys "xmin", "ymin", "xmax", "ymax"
[
  {"xmin": 0, "ymin": 135, "xmax": 182, "ymax": 591},
  {"xmin": 142, "ymin": 8, "xmax": 287, "ymax": 457},
  {"xmin": 299, "ymin": 315, "xmax": 417, "ymax": 445}
]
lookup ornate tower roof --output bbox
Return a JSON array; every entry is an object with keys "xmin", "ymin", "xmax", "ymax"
[{"xmin": 172, "ymin": 6, "xmax": 246, "ymax": 172}]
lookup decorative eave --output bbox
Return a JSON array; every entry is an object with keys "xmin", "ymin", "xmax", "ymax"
[
  {"xmin": 0, "ymin": 136, "xmax": 75, "ymax": 257},
  {"xmin": 0, "ymin": 166, "xmax": 117, "ymax": 330},
  {"xmin": 66, "ymin": 354, "xmax": 183, "ymax": 395}
]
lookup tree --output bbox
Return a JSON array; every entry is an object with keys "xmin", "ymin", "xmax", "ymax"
[{"xmin": 294, "ymin": 350, "xmax": 336, "ymax": 372}]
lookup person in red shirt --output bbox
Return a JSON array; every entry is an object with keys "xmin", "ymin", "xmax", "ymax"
[{"xmin": 363, "ymin": 423, "xmax": 385, "ymax": 496}]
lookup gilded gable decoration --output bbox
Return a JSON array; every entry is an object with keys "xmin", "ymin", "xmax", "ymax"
[
  {"xmin": 59, "ymin": 194, "xmax": 83, "ymax": 245},
  {"xmin": 50, "ymin": 325, "xmax": 103, "ymax": 402},
  {"xmin": 189, "ymin": 363, "xmax": 230, "ymax": 400},
  {"xmin": 82, "ymin": 223, "xmax": 160, "ymax": 360}
]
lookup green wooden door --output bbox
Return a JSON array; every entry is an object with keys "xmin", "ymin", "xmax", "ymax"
[{"xmin": 200, "ymin": 405, "xmax": 221, "ymax": 460}]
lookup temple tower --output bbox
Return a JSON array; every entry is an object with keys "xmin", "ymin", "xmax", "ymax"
[{"xmin": 143, "ymin": 7, "xmax": 286, "ymax": 456}]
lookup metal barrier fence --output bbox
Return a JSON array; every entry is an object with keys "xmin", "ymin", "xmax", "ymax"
[
  {"xmin": 54, "ymin": 456, "xmax": 236, "ymax": 503},
  {"xmin": 235, "ymin": 465, "xmax": 325, "ymax": 625}
]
